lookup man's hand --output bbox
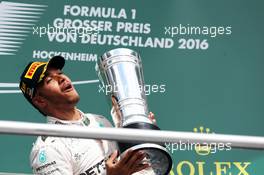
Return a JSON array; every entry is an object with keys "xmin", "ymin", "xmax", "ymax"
[{"xmin": 106, "ymin": 149, "xmax": 150, "ymax": 175}]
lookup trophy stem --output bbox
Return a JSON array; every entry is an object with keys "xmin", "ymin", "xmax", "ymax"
[{"xmin": 119, "ymin": 122, "xmax": 160, "ymax": 151}]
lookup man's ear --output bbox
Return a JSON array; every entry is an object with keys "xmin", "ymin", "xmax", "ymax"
[{"xmin": 32, "ymin": 95, "xmax": 47, "ymax": 109}]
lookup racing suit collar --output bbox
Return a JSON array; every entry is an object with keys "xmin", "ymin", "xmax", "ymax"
[{"xmin": 47, "ymin": 109, "xmax": 88, "ymax": 126}]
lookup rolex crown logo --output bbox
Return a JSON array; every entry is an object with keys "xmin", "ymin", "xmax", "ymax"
[{"xmin": 193, "ymin": 126, "xmax": 214, "ymax": 156}]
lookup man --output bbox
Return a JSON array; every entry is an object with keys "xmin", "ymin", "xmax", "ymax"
[{"xmin": 19, "ymin": 56, "xmax": 155, "ymax": 175}]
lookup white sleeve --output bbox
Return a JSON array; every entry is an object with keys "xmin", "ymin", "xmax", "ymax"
[{"xmin": 30, "ymin": 144, "xmax": 72, "ymax": 175}]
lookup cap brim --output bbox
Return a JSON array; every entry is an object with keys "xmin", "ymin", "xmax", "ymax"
[{"xmin": 47, "ymin": 55, "xmax": 65, "ymax": 70}]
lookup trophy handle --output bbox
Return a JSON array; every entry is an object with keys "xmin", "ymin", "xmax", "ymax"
[{"xmin": 111, "ymin": 95, "xmax": 122, "ymax": 128}]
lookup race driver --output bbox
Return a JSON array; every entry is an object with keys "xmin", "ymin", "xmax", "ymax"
[{"xmin": 19, "ymin": 55, "xmax": 155, "ymax": 175}]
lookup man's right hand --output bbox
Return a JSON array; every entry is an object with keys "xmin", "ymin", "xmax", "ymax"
[{"xmin": 106, "ymin": 149, "xmax": 150, "ymax": 175}]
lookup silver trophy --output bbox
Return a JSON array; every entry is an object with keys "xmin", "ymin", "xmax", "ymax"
[{"xmin": 96, "ymin": 48, "xmax": 172, "ymax": 175}]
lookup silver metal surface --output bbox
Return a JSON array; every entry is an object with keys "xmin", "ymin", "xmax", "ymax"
[
  {"xmin": 121, "ymin": 143, "xmax": 172, "ymax": 175},
  {"xmin": 97, "ymin": 48, "xmax": 152, "ymax": 126}
]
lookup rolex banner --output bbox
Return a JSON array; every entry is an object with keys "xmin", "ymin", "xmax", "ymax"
[{"xmin": 0, "ymin": 0, "xmax": 263, "ymax": 174}]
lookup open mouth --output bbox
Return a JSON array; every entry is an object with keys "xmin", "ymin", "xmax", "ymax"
[{"xmin": 62, "ymin": 83, "xmax": 73, "ymax": 92}]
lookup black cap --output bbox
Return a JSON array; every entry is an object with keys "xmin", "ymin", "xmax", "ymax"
[{"xmin": 19, "ymin": 56, "xmax": 65, "ymax": 103}]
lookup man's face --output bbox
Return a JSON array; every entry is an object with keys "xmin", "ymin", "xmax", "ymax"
[{"xmin": 34, "ymin": 67, "xmax": 80, "ymax": 108}]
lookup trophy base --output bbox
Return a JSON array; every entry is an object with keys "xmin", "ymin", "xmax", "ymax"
[{"xmin": 118, "ymin": 122, "xmax": 172, "ymax": 175}]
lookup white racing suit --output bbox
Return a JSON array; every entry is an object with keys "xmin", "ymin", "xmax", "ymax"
[{"xmin": 30, "ymin": 110, "xmax": 155, "ymax": 175}]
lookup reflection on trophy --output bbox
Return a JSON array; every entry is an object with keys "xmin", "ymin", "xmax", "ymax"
[{"xmin": 96, "ymin": 48, "xmax": 172, "ymax": 175}]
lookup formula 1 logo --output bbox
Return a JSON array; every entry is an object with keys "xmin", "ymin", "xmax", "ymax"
[{"xmin": 0, "ymin": 1, "xmax": 47, "ymax": 55}]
